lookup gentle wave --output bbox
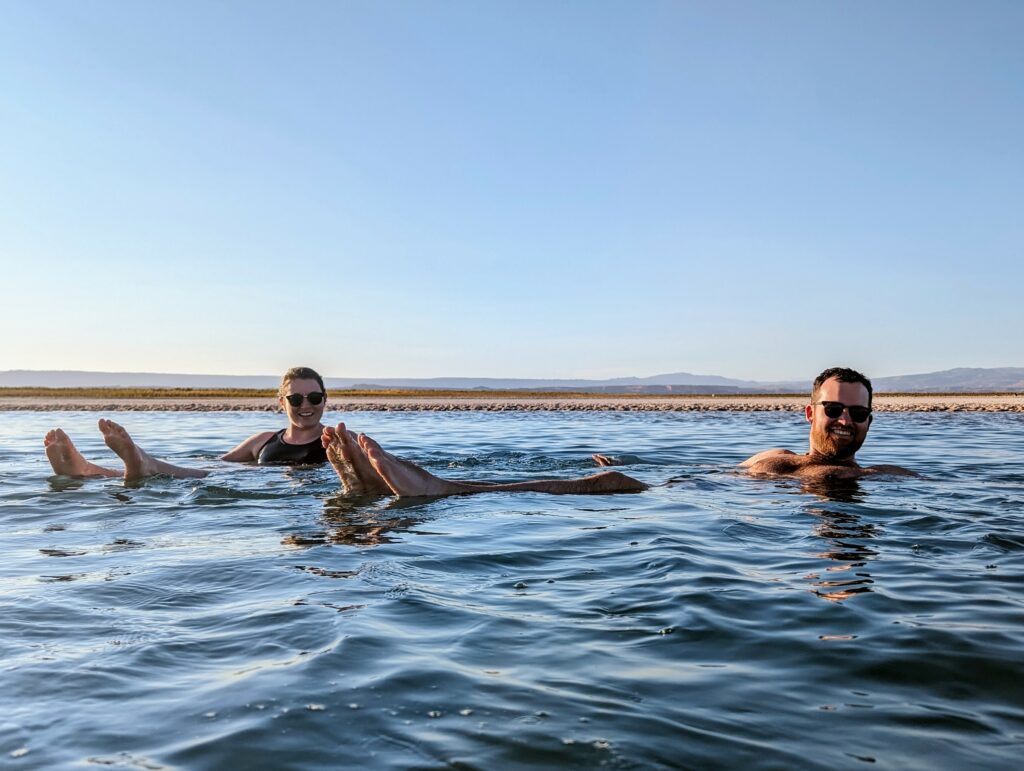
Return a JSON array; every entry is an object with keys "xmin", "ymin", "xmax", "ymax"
[{"xmin": 1, "ymin": 410, "xmax": 1022, "ymax": 768}]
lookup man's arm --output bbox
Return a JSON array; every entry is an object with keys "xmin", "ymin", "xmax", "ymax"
[{"xmin": 863, "ymin": 464, "xmax": 920, "ymax": 477}]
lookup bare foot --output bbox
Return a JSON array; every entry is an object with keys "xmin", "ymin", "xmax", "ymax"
[
  {"xmin": 99, "ymin": 419, "xmax": 160, "ymax": 480},
  {"xmin": 44, "ymin": 428, "xmax": 119, "ymax": 478},
  {"xmin": 325, "ymin": 428, "xmax": 364, "ymax": 494},
  {"xmin": 358, "ymin": 434, "xmax": 466, "ymax": 497},
  {"xmin": 98, "ymin": 419, "xmax": 208, "ymax": 480},
  {"xmin": 323, "ymin": 422, "xmax": 391, "ymax": 495}
]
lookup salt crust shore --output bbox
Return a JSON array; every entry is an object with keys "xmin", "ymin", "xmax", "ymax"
[{"xmin": 2, "ymin": 395, "xmax": 1023, "ymax": 412}]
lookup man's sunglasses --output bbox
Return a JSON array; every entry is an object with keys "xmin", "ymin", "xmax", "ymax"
[
  {"xmin": 284, "ymin": 392, "xmax": 326, "ymax": 407},
  {"xmin": 816, "ymin": 401, "xmax": 871, "ymax": 423}
]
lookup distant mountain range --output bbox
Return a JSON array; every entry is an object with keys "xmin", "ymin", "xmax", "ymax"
[
  {"xmin": 2, "ymin": 367, "xmax": 1023, "ymax": 393},
  {"xmin": 871, "ymin": 368, "xmax": 1024, "ymax": 392}
]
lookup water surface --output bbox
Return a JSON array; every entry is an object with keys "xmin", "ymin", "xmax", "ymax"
[{"xmin": 2, "ymin": 410, "xmax": 1022, "ymax": 768}]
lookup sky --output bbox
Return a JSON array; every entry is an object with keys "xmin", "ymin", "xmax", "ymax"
[{"xmin": 1, "ymin": 1, "xmax": 1021, "ymax": 382}]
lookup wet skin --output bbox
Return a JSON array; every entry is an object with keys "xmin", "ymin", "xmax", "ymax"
[
  {"xmin": 44, "ymin": 378, "xmax": 329, "ymax": 481},
  {"xmin": 323, "ymin": 422, "xmax": 648, "ymax": 498},
  {"xmin": 740, "ymin": 377, "xmax": 917, "ymax": 480}
]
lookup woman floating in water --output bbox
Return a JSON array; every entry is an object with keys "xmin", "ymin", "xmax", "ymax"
[
  {"xmin": 43, "ymin": 366, "xmax": 329, "ymax": 480},
  {"xmin": 44, "ymin": 365, "xmax": 646, "ymax": 495}
]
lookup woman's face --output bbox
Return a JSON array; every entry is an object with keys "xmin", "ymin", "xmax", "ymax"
[{"xmin": 279, "ymin": 377, "xmax": 327, "ymax": 429}]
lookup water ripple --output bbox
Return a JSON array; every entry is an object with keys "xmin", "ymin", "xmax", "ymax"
[{"xmin": 1, "ymin": 410, "xmax": 1022, "ymax": 768}]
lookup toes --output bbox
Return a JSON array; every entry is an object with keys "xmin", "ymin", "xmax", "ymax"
[
  {"xmin": 339, "ymin": 431, "xmax": 363, "ymax": 457},
  {"xmin": 323, "ymin": 426, "xmax": 343, "ymax": 449}
]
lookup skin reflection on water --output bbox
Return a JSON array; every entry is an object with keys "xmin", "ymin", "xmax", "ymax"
[
  {"xmin": 800, "ymin": 479, "xmax": 881, "ymax": 603},
  {"xmin": 283, "ymin": 494, "xmax": 433, "ymax": 548}
]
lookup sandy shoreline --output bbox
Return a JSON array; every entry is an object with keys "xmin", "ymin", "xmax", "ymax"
[{"xmin": 2, "ymin": 394, "xmax": 1022, "ymax": 412}]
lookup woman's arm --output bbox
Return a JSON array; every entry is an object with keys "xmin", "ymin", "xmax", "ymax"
[{"xmin": 221, "ymin": 431, "xmax": 276, "ymax": 463}]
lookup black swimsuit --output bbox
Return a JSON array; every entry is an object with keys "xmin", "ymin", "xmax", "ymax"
[{"xmin": 257, "ymin": 429, "xmax": 328, "ymax": 465}]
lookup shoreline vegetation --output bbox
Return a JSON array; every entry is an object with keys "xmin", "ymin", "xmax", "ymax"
[{"xmin": 1, "ymin": 388, "xmax": 1022, "ymax": 412}]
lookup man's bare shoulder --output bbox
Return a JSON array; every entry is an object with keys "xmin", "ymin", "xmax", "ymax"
[
  {"xmin": 742, "ymin": 450, "xmax": 805, "ymax": 477},
  {"xmin": 745, "ymin": 457, "xmax": 919, "ymax": 481},
  {"xmin": 739, "ymin": 448, "xmax": 797, "ymax": 468}
]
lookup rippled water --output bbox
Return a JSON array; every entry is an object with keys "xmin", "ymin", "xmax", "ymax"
[{"xmin": 2, "ymin": 410, "xmax": 1023, "ymax": 769}]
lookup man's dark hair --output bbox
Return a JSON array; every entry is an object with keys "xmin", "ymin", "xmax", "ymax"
[
  {"xmin": 279, "ymin": 366, "xmax": 326, "ymax": 395},
  {"xmin": 812, "ymin": 367, "xmax": 873, "ymax": 407}
]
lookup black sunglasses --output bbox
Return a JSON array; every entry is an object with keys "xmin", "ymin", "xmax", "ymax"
[
  {"xmin": 817, "ymin": 401, "xmax": 871, "ymax": 423},
  {"xmin": 284, "ymin": 392, "xmax": 325, "ymax": 407}
]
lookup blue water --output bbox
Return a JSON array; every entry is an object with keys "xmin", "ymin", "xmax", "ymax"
[{"xmin": 2, "ymin": 410, "xmax": 1023, "ymax": 769}]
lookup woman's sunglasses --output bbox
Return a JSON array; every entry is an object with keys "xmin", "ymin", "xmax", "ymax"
[
  {"xmin": 817, "ymin": 401, "xmax": 871, "ymax": 423},
  {"xmin": 284, "ymin": 392, "xmax": 326, "ymax": 407}
]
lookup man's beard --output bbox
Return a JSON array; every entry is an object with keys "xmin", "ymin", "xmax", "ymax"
[{"xmin": 811, "ymin": 422, "xmax": 865, "ymax": 460}]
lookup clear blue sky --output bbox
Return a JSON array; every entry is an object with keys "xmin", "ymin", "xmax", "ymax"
[{"xmin": 2, "ymin": 1, "xmax": 1021, "ymax": 381}]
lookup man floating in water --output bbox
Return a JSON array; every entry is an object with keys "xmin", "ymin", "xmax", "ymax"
[
  {"xmin": 736, "ymin": 367, "xmax": 916, "ymax": 480},
  {"xmin": 329, "ymin": 366, "xmax": 915, "ymax": 498},
  {"xmin": 613, "ymin": 365, "xmax": 917, "ymax": 483}
]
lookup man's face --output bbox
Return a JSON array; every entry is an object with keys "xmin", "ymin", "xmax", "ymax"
[{"xmin": 805, "ymin": 377, "xmax": 872, "ymax": 460}]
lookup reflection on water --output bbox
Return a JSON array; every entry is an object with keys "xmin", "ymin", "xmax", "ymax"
[
  {"xmin": 804, "ymin": 508, "xmax": 879, "ymax": 603},
  {"xmin": 320, "ymin": 494, "xmax": 434, "ymax": 547},
  {"xmin": 2, "ymin": 410, "xmax": 1023, "ymax": 769},
  {"xmin": 800, "ymin": 477, "xmax": 867, "ymax": 504},
  {"xmin": 47, "ymin": 475, "xmax": 88, "ymax": 493},
  {"xmin": 282, "ymin": 495, "xmax": 432, "ymax": 548},
  {"xmin": 800, "ymin": 478, "xmax": 880, "ymax": 602}
]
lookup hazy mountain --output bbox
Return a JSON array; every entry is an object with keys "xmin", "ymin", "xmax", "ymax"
[
  {"xmin": 596, "ymin": 372, "xmax": 763, "ymax": 388},
  {"xmin": 873, "ymin": 367, "xmax": 1024, "ymax": 393},
  {"xmin": 1, "ymin": 367, "xmax": 1021, "ymax": 392},
  {"xmin": 0, "ymin": 370, "xmax": 280, "ymax": 389},
  {"xmin": 0, "ymin": 370, "xmax": 763, "ymax": 390},
  {"xmin": 337, "ymin": 371, "xmax": 762, "ymax": 390}
]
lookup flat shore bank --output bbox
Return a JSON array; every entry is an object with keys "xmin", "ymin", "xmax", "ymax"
[{"xmin": 2, "ymin": 394, "xmax": 1022, "ymax": 412}]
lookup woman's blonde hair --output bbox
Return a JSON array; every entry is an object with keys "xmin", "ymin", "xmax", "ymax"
[{"xmin": 279, "ymin": 366, "xmax": 326, "ymax": 396}]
